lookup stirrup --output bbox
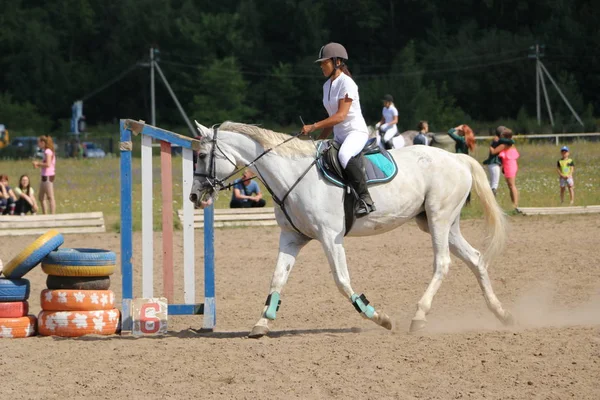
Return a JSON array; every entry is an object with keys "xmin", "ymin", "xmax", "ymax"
[{"xmin": 356, "ymin": 200, "xmax": 375, "ymax": 217}]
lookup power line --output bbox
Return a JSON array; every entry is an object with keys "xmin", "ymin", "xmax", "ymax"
[
  {"xmin": 159, "ymin": 56, "xmax": 528, "ymax": 80},
  {"xmin": 81, "ymin": 62, "xmax": 142, "ymax": 102}
]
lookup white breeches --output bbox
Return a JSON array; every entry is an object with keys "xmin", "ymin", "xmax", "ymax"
[
  {"xmin": 488, "ymin": 164, "xmax": 501, "ymax": 190},
  {"xmin": 336, "ymin": 131, "xmax": 369, "ymax": 169},
  {"xmin": 382, "ymin": 125, "xmax": 398, "ymax": 143},
  {"xmin": 377, "ymin": 130, "xmax": 405, "ymax": 150}
]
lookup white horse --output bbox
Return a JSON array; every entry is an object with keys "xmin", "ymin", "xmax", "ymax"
[{"xmin": 191, "ymin": 122, "xmax": 514, "ymax": 338}]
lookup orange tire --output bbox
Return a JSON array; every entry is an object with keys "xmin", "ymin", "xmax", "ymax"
[
  {"xmin": 40, "ymin": 289, "xmax": 115, "ymax": 311},
  {"xmin": 38, "ymin": 309, "xmax": 120, "ymax": 337},
  {"xmin": 0, "ymin": 301, "xmax": 29, "ymax": 318},
  {"xmin": 0, "ymin": 315, "xmax": 37, "ymax": 338}
]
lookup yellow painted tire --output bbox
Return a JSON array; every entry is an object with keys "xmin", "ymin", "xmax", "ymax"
[
  {"xmin": 3, "ymin": 230, "xmax": 64, "ymax": 278},
  {"xmin": 41, "ymin": 263, "xmax": 116, "ymax": 277}
]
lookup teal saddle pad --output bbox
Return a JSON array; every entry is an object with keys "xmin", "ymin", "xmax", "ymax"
[{"xmin": 317, "ymin": 140, "xmax": 398, "ymax": 188}]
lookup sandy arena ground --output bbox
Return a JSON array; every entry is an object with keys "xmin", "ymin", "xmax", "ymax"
[{"xmin": 1, "ymin": 214, "xmax": 599, "ymax": 399}]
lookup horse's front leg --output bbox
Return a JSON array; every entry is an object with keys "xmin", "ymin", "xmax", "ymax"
[
  {"xmin": 320, "ymin": 230, "xmax": 393, "ymax": 331},
  {"xmin": 249, "ymin": 230, "xmax": 310, "ymax": 338}
]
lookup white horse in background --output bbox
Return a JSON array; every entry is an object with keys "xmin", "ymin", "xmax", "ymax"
[{"xmin": 191, "ymin": 122, "xmax": 514, "ymax": 338}]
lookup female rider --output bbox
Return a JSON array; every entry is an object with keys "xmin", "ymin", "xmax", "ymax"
[
  {"xmin": 376, "ymin": 94, "xmax": 399, "ymax": 149},
  {"xmin": 301, "ymin": 43, "xmax": 375, "ymax": 216}
]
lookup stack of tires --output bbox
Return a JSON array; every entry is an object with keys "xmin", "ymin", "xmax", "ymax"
[
  {"xmin": 38, "ymin": 248, "xmax": 120, "ymax": 337},
  {"xmin": 0, "ymin": 230, "xmax": 65, "ymax": 338}
]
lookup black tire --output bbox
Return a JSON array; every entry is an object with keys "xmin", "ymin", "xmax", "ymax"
[{"xmin": 46, "ymin": 275, "xmax": 111, "ymax": 290}]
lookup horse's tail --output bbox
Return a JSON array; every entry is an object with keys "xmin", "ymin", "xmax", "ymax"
[{"xmin": 458, "ymin": 154, "xmax": 507, "ymax": 267}]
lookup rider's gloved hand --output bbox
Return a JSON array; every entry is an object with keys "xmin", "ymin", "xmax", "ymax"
[
  {"xmin": 375, "ymin": 122, "xmax": 381, "ymax": 130},
  {"xmin": 379, "ymin": 123, "xmax": 389, "ymax": 133}
]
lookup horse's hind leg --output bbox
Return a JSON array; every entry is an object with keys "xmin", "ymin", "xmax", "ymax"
[
  {"xmin": 410, "ymin": 215, "xmax": 452, "ymax": 333},
  {"xmin": 448, "ymin": 217, "xmax": 513, "ymax": 326},
  {"xmin": 249, "ymin": 230, "xmax": 310, "ymax": 338},
  {"xmin": 320, "ymin": 230, "xmax": 392, "ymax": 330}
]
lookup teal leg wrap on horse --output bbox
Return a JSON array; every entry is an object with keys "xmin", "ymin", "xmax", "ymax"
[
  {"xmin": 351, "ymin": 293, "xmax": 375, "ymax": 319},
  {"xmin": 265, "ymin": 292, "xmax": 281, "ymax": 320}
]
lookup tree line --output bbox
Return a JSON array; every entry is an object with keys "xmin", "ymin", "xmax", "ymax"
[{"xmin": 1, "ymin": 0, "xmax": 598, "ymax": 136}]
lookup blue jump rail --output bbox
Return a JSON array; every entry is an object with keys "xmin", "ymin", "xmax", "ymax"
[{"xmin": 119, "ymin": 119, "xmax": 215, "ymax": 333}]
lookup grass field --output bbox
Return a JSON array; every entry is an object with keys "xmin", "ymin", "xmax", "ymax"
[{"xmin": 0, "ymin": 140, "xmax": 598, "ymax": 231}]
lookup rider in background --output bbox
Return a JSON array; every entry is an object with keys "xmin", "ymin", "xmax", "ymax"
[
  {"xmin": 375, "ymin": 94, "xmax": 399, "ymax": 149},
  {"xmin": 301, "ymin": 42, "xmax": 376, "ymax": 217}
]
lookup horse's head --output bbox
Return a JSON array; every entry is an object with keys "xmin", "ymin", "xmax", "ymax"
[{"xmin": 190, "ymin": 121, "xmax": 238, "ymax": 208}]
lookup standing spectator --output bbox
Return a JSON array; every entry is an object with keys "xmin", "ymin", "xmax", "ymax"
[
  {"xmin": 230, "ymin": 170, "xmax": 266, "ymax": 208},
  {"xmin": 483, "ymin": 126, "xmax": 515, "ymax": 196},
  {"xmin": 32, "ymin": 135, "xmax": 56, "ymax": 214},
  {"xmin": 490, "ymin": 130, "xmax": 519, "ymax": 209},
  {"xmin": 376, "ymin": 94, "xmax": 400, "ymax": 149},
  {"xmin": 447, "ymin": 124, "xmax": 476, "ymax": 205},
  {"xmin": 446, "ymin": 124, "xmax": 476, "ymax": 155},
  {"xmin": 0, "ymin": 174, "xmax": 16, "ymax": 215},
  {"xmin": 14, "ymin": 174, "xmax": 38, "ymax": 215},
  {"xmin": 557, "ymin": 146, "xmax": 575, "ymax": 205},
  {"xmin": 413, "ymin": 121, "xmax": 429, "ymax": 146}
]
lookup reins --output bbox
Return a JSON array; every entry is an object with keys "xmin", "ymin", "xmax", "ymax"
[{"xmin": 194, "ymin": 126, "xmax": 320, "ymax": 238}]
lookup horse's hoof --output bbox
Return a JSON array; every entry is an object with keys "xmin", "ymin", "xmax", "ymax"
[
  {"xmin": 503, "ymin": 311, "xmax": 516, "ymax": 327},
  {"xmin": 409, "ymin": 319, "xmax": 426, "ymax": 333},
  {"xmin": 248, "ymin": 325, "xmax": 269, "ymax": 339},
  {"xmin": 378, "ymin": 313, "xmax": 393, "ymax": 330}
]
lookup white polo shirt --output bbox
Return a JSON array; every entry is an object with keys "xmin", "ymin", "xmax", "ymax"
[
  {"xmin": 382, "ymin": 104, "xmax": 398, "ymax": 124},
  {"xmin": 322, "ymin": 73, "xmax": 368, "ymax": 142}
]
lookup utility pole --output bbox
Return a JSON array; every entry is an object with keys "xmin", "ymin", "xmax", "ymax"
[
  {"xmin": 529, "ymin": 43, "xmax": 584, "ymax": 127},
  {"xmin": 146, "ymin": 48, "xmax": 197, "ymax": 137},
  {"xmin": 150, "ymin": 47, "xmax": 156, "ymax": 126}
]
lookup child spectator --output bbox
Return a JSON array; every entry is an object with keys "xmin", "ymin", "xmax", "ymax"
[
  {"xmin": 32, "ymin": 135, "xmax": 56, "ymax": 214},
  {"xmin": 483, "ymin": 126, "xmax": 515, "ymax": 196},
  {"xmin": 0, "ymin": 174, "xmax": 16, "ymax": 215},
  {"xmin": 14, "ymin": 174, "xmax": 38, "ymax": 215},
  {"xmin": 490, "ymin": 129, "xmax": 519, "ymax": 209},
  {"xmin": 557, "ymin": 146, "xmax": 575, "ymax": 205}
]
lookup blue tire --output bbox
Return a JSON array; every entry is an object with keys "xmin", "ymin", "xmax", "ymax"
[
  {"xmin": 3, "ymin": 230, "xmax": 64, "ymax": 279},
  {"xmin": 43, "ymin": 248, "xmax": 117, "ymax": 266},
  {"xmin": 0, "ymin": 278, "xmax": 30, "ymax": 301}
]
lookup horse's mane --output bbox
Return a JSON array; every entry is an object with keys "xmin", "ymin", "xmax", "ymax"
[{"xmin": 220, "ymin": 121, "xmax": 315, "ymax": 157}]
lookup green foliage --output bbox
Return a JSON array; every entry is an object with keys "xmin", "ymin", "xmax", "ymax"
[
  {"xmin": 191, "ymin": 57, "xmax": 256, "ymax": 124},
  {"xmin": 0, "ymin": 1, "xmax": 597, "ymax": 132},
  {"xmin": 0, "ymin": 93, "xmax": 52, "ymax": 134}
]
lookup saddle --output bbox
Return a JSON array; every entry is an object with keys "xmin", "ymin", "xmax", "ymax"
[{"xmin": 317, "ymin": 138, "xmax": 398, "ymax": 235}]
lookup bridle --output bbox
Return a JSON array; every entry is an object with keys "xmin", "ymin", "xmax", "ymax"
[{"xmin": 193, "ymin": 125, "xmax": 320, "ymax": 238}]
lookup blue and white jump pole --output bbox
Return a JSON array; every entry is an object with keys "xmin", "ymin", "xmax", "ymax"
[{"xmin": 119, "ymin": 119, "xmax": 215, "ymax": 333}]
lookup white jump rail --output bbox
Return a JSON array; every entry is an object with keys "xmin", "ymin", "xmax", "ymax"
[
  {"xmin": 177, "ymin": 207, "xmax": 278, "ymax": 229},
  {"xmin": 517, "ymin": 205, "xmax": 600, "ymax": 216},
  {"xmin": 0, "ymin": 212, "xmax": 105, "ymax": 236}
]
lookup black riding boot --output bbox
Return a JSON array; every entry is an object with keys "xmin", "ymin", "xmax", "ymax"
[{"xmin": 344, "ymin": 155, "xmax": 376, "ymax": 217}]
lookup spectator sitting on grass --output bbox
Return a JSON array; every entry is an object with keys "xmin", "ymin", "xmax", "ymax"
[
  {"xmin": 230, "ymin": 170, "xmax": 266, "ymax": 208},
  {"xmin": 14, "ymin": 174, "xmax": 38, "ymax": 215},
  {"xmin": 0, "ymin": 174, "xmax": 17, "ymax": 215}
]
